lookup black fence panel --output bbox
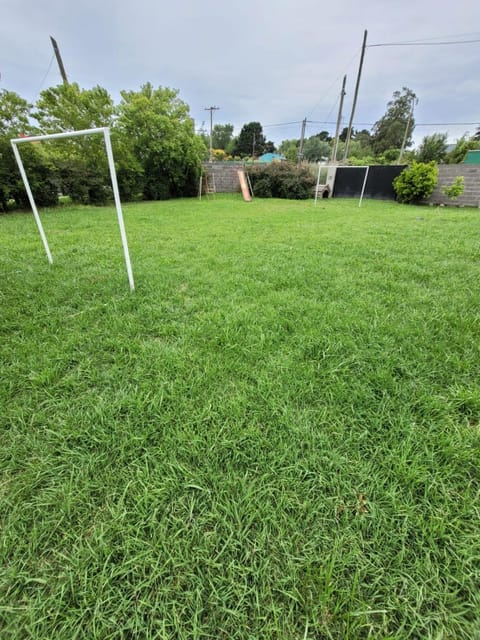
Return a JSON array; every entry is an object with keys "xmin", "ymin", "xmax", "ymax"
[{"xmin": 333, "ymin": 165, "xmax": 406, "ymax": 200}]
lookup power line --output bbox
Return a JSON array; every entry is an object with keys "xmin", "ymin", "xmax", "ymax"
[
  {"xmin": 369, "ymin": 38, "xmax": 480, "ymax": 47},
  {"xmin": 34, "ymin": 53, "xmax": 55, "ymax": 96}
]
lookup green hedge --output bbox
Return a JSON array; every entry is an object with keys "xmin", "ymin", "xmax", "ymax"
[{"xmin": 248, "ymin": 162, "xmax": 315, "ymax": 200}]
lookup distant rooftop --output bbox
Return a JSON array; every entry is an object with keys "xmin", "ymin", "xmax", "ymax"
[{"xmin": 464, "ymin": 150, "xmax": 480, "ymax": 164}]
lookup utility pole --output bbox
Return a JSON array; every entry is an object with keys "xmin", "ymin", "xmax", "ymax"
[
  {"xmin": 50, "ymin": 36, "xmax": 69, "ymax": 85},
  {"xmin": 298, "ymin": 117, "xmax": 307, "ymax": 164},
  {"xmin": 343, "ymin": 29, "xmax": 367, "ymax": 161},
  {"xmin": 332, "ymin": 75, "xmax": 347, "ymax": 164},
  {"xmin": 204, "ymin": 106, "xmax": 219, "ymax": 162}
]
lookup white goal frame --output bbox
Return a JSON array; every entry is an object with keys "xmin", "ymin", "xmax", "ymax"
[
  {"xmin": 10, "ymin": 127, "xmax": 135, "ymax": 291},
  {"xmin": 315, "ymin": 164, "xmax": 370, "ymax": 208}
]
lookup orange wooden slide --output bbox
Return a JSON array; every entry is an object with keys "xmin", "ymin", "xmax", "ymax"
[{"xmin": 237, "ymin": 169, "xmax": 252, "ymax": 202}]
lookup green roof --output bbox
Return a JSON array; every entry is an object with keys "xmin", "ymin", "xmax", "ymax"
[{"xmin": 464, "ymin": 150, "xmax": 480, "ymax": 164}]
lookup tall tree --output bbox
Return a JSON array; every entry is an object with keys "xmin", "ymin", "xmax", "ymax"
[
  {"xmin": 0, "ymin": 90, "xmax": 57, "ymax": 211},
  {"xmin": 32, "ymin": 83, "xmax": 116, "ymax": 204},
  {"xmin": 233, "ymin": 122, "xmax": 266, "ymax": 158},
  {"xmin": 34, "ymin": 83, "xmax": 115, "ymax": 133},
  {"xmin": 371, "ymin": 87, "xmax": 417, "ymax": 155},
  {"xmin": 0, "ymin": 89, "xmax": 32, "ymax": 136},
  {"xmin": 211, "ymin": 123, "xmax": 234, "ymax": 150},
  {"xmin": 115, "ymin": 83, "xmax": 204, "ymax": 199},
  {"xmin": 303, "ymin": 136, "xmax": 331, "ymax": 162},
  {"xmin": 416, "ymin": 133, "xmax": 448, "ymax": 163}
]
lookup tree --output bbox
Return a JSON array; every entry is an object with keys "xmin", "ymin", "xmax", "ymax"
[
  {"xmin": 416, "ymin": 133, "xmax": 448, "ymax": 163},
  {"xmin": 472, "ymin": 126, "xmax": 480, "ymax": 142},
  {"xmin": 371, "ymin": 87, "xmax": 417, "ymax": 155},
  {"xmin": 0, "ymin": 90, "xmax": 57, "ymax": 211},
  {"xmin": 211, "ymin": 123, "xmax": 234, "ymax": 150},
  {"xmin": 32, "ymin": 83, "xmax": 117, "ymax": 204},
  {"xmin": 0, "ymin": 89, "xmax": 32, "ymax": 136},
  {"xmin": 233, "ymin": 122, "xmax": 266, "ymax": 158},
  {"xmin": 303, "ymin": 135, "xmax": 331, "ymax": 162},
  {"xmin": 278, "ymin": 139, "xmax": 299, "ymax": 163},
  {"xmin": 115, "ymin": 83, "xmax": 204, "ymax": 199}
]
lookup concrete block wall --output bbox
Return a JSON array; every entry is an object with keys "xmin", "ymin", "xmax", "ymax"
[
  {"xmin": 202, "ymin": 162, "xmax": 243, "ymax": 193},
  {"xmin": 427, "ymin": 164, "xmax": 480, "ymax": 207}
]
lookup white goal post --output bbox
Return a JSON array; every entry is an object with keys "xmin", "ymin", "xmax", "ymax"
[
  {"xmin": 314, "ymin": 164, "xmax": 370, "ymax": 208},
  {"xmin": 10, "ymin": 127, "xmax": 135, "ymax": 291}
]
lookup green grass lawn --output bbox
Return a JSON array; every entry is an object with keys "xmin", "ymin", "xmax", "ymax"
[{"xmin": 1, "ymin": 195, "xmax": 479, "ymax": 639}]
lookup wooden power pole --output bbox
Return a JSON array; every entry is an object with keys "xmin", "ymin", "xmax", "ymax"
[
  {"xmin": 332, "ymin": 75, "xmax": 347, "ymax": 164},
  {"xmin": 50, "ymin": 36, "xmax": 69, "ymax": 85},
  {"xmin": 343, "ymin": 29, "xmax": 367, "ymax": 161},
  {"xmin": 298, "ymin": 117, "xmax": 307, "ymax": 164},
  {"xmin": 204, "ymin": 106, "xmax": 219, "ymax": 162}
]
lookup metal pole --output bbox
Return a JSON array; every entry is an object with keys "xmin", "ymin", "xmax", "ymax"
[
  {"xmin": 343, "ymin": 30, "xmax": 368, "ymax": 161},
  {"xmin": 332, "ymin": 75, "xmax": 347, "ymax": 164},
  {"xmin": 10, "ymin": 141, "xmax": 53, "ymax": 263},
  {"xmin": 358, "ymin": 166, "xmax": 370, "ymax": 208},
  {"xmin": 103, "ymin": 129, "xmax": 135, "ymax": 291},
  {"xmin": 314, "ymin": 162, "xmax": 322, "ymax": 206}
]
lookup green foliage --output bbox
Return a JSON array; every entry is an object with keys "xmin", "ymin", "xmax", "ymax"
[
  {"xmin": 248, "ymin": 162, "xmax": 315, "ymax": 199},
  {"xmin": 278, "ymin": 139, "xmax": 299, "ymax": 163},
  {"xmin": 116, "ymin": 83, "xmax": 204, "ymax": 199},
  {"xmin": 372, "ymin": 87, "xmax": 417, "ymax": 155},
  {"xmin": 447, "ymin": 136, "xmax": 480, "ymax": 163},
  {"xmin": 441, "ymin": 176, "xmax": 465, "ymax": 200},
  {"xmin": 393, "ymin": 161, "xmax": 438, "ymax": 204},
  {"xmin": 233, "ymin": 122, "xmax": 266, "ymax": 158},
  {"xmin": 0, "ymin": 89, "xmax": 32, "ymax": 136},
  {"xmin": 416, "ymin": 133, "xmax": 448, "ymax": 163},
  {"xmin": 212, "ymin": 123, "xmax": 234, "ymax": 150},
  {"xmin": 303, "ymin": 136, "xmax": 331, "ymax": 162}
]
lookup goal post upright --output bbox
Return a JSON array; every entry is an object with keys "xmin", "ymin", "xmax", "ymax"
[
  {"xmin": 10, "ymin": 141, "xmax": 53, "ymax": 264},
  {"xmin": 10, "ymin": 127, "xmax": 135, "ymax": 291}
]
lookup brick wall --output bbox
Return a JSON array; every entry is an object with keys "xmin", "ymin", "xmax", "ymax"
[
  {"xmin": 427, "ymin": 164, "xmax": 480, "ymax": 207},
  {"xmin": 202, "ymin": 162, "xmax": 244, "ymax": 193}
]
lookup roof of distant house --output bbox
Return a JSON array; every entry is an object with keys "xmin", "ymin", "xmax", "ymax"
[
  {"xmin": 258, "ymin": 152, "xmax": 286, "ymax": 163},
  {"xmin": 464, "ymin": 150, "xmax": 480, "ymax": 164}
]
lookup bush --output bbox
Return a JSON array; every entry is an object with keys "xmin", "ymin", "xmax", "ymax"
[
  {"xmin": 393, "ymin": 161, "xmax": 438, "ymax": 204},
  {"xmin": 248, "ymin": 162, "xmax": 315, "ymax": 200},
  {"xmin": 441, "ymin": 176, "xmax": 464, "ymax": 201}
]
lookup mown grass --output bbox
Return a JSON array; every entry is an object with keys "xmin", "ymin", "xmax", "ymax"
[{"xmin": 1, "ymin": 194, "xmax": 479, "ymax": 639}]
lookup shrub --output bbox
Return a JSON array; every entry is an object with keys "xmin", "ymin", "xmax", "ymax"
[
  {"xmin": 248, "ymin": 162, "xmax": 315, "ymax": 200},
  {"xmin": 393, "ymin": 161, "xmax": 438, "ymax": 204},
  {"xmin": 441, "ymin": 176, "xmax": 464, "ymax": 201}
]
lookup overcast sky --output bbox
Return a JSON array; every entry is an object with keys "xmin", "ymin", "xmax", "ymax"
[{"xmin": 2, "ymin": 0, "xmax": 479, "ymax": 147}]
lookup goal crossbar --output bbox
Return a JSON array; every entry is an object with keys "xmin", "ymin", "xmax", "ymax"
[{"xmin": 10, "ymin": 127, "xmax": 135, "ymax": 291}]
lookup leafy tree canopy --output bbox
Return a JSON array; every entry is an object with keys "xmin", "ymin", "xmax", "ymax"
[
  {"xmin": 0, "ymin": 89, "xmax": 32, "ymax": 136},
  {"xmin": 116, "ymin": 83, "xmax": 204, "ymax": 199},
  {"xmin": 212, "ymin": 123, "xmax": 234, "ymax": 150},
  {"xmin": 416, "ymin": 133, "xmax": 448, "ymax": 163},
  {"xmin": 277, "ymin": 139, "xmax": 299, "ymax": 163},
  {"xmin": 34, "ymin": 83, "xmax": 115, "ymax": 133},
  {"xmin": 371, "ymin": 87, "xmax": 417, "ymax": 155},
  {"xmin": 233, "ymin": 122, "xmax": 266, "ymax": 158}
]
